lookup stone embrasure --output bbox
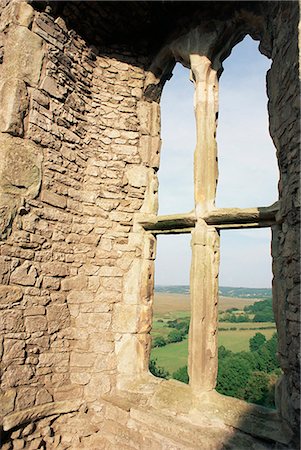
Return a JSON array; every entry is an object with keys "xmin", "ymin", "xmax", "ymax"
[{"xmin": 0, "ymin": 1, "xmax": 299, "ymax": 449}]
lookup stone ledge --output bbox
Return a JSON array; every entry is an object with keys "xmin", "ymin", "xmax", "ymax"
[
  {"xmin": 110, "ymin": 376, "xmax": 293, "ymax": 447},
  {"xmin": 2, "ymin": 400, "xmax": 82, "ymax": 431}
]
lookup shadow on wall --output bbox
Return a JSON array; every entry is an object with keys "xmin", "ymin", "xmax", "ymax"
[
  {"xmin": 220, "ymin": 395, "xmax": 297, "ymax": 450},
  {"xmin": 33, "ymin": 1, "xmax": 255, "ymax": 70}
]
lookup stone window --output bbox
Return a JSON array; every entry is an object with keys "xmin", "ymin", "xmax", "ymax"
[{"xmin": 141, "ymin": 40, "xmax": 279, "ymax": 396}]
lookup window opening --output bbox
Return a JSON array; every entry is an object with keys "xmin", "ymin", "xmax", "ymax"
[
  {"xmin": 143, "ymin": 34, "xmax": 279, "ymax": 412},
  {"xmin": 150, "ymin": 235, "xmax": 191, "ymax": 383},
  {"xmin": 217, "ymin": 229, "xmax": 280, "ymax": 408},
  {"xmin": 216, "ymin": 36, "xmax": 279, "ymax": 208},
  {"xmin": 158, "ymin": 63, "xmax": 195, "ymax": 215}
]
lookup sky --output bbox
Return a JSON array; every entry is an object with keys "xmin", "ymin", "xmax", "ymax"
[{"xmin": 155, "ymin": 36, "xmax": 279, "ymax": 288}]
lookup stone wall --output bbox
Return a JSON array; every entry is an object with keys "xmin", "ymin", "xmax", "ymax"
[
  {"xmin": 267, "ymin": 1, "xmax": 300, "ymax": 444},
  {"xmin": 0, "ymin": 1, "xmax": 299, "ymax": 449}
]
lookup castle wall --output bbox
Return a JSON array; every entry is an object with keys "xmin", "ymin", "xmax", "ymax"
[
  {"xmin": 0, "ymin": 1, "xmax": 299, "ymax": 449},
  {"xmin": 267, "ymin": 1, "xmax": 300, "ymax": 442}
]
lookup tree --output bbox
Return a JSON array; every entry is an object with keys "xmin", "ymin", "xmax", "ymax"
[
  {"xmin": 153, "ymin": 336, "xmax": 167, "ymax": 348},
  {"xmin": 264, "ymin": 332, "xmax": 279, "ymax": 370},
  {"xmin": 253, "ymin": 310, "xmax": 274, "ymax": 322},
  {"xmin": 218, "ymin": 345, "xmax": 232, "ymax": 360},
  {"xmin": 249, "ymin": 332, "xmax": 266, "ymax": 352},
  {"xmin": 216, "ymin": 354, "xmax": 252, "ymax": 399},
  {"xmin": 167, "ymin": 329, "xmax": 183, "ymax": 343},
  {"xmin": 172, "ymin": 366, "xmax": 189, "ymax": 384},
  {"xmin": 149, "ymin": 359, "xmax": 169, "ymax": 379},
  {"xmin": 243, "ymin": 371, "xmax": 270, "ymax": 406}
]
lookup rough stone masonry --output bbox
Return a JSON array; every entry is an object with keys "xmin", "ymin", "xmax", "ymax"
[{"xmin": 0, "ymin": 1, "xmax": 299, "ymax": 449}]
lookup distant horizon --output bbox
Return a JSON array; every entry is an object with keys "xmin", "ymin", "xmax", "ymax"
[
  {"xmin": 155, "ymin": 284, "xmax": 272, "ymax": 290},
  {"xmin": 155, "ymin": 284, "xmax": 271, "ymax": 288}
]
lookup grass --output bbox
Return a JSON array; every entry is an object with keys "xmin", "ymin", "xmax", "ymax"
[
  {"xmin": 218, "ymin": 321, "xmax": 275, "ymax": 330},
  {"xmin": 151, "ymin": 339, "xmax": 189, "ymax": 374},
  {"xmin": 151, "ymin": 293, "xmax": 276, "ymax": 374},
  {"xmin": 153, "ymin": 293, "xmax": 264, "ymax": 315},
  {"xmin": 218, "ymin": 328, "xmax": 276, "ymax": 352},
  {"xmin": 151, "ymin": 325, "xmax": 276, "ymax": 373}
]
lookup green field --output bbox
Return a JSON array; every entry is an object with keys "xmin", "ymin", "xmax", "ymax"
[
  {"xmin": 151, "ymin": 292, "xmax": 276, "ymax": 375},
  {"xmin": 151, "ymin": 325, "xmax": 276, "ymax": 374}
]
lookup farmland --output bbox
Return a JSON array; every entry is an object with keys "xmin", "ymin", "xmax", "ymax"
[{"xmin": 151, "ymin": 292, "xmax": 276, "ymax": 374}]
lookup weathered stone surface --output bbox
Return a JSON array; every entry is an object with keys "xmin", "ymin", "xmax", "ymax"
[
  {"xmin": 46, "ymin": 304, "xmax": 70, "ymax": 334},
  {"xmin": 24, "ymin": 315, "xmax": 47, "ymax": 333},
  {"xmin": 3, "ymin": 26, "xmax": 43, "ymax": 86},
  {"xmin": 0, "ymin": 388, "xmax": 16, "ymax": 416},
  {"xmin": 0, "ymin": 78, "xmax": 28, "ymax": 135},
  {"xmin": 40, "ymin": 190, "xmax": 67, "ymax": 209},
  {"xmin": 0, "ymin": 285, "xmax": 23, "ymax": 306},
  {"xmin": 3, "ymin": 400, "xmax": 82, "ymax": 431},
  {"xmin": 0, "ymin": 2, "xmax": 298, "ymax": 449},
  {"xmin": 0, "ymin": 2, "xmax": 34, "ymax": 32},
  {"xmin": 0, "ymin": 134, "xmax": 42, "ymax": 198},
  {"xmin": 10, "ymin": 262, "xmax": 37, "ymax": 287},
  {"xmin": 0, "ymin": 133, "xmax": 43, "ymax": 238}
]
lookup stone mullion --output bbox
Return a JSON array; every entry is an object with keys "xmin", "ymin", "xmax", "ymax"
[
  {"xmin": 191, "ymin": 55, "xmax": 219, "ymax": 215},
  {"xmin": 188, "ymin": 221, "xmax": 219, "ymax": 393},
  {"xmin": 187, "ymin": 55, "xmax": 220, "ymax": 393}
]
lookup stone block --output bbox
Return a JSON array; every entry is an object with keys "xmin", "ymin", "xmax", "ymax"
[
  {"xmin": 123, "ymin": 258, "xmax": 141, "ymax": 299},
  {"xmin": 25, "ymin": 315, "xmax": 47, "ymax": 333},
  {"xmin": 15, "ymin": 386, "xmax": 37, "ymax": 410},
  {"xmin": 1, "ymin": 310, "xmax": 24, "ymax": 333},
  {"xmin": 40, "ymin": 75, "xmax": 67, "ymax": 99},
  {"xmin": 0, "ymin": 2, "xmax": 34, "ymax": 31},
  {"xmin": 3, "ymin": 26, "xmax": 43, "ymax": 86},
  {"xmin": 3, "ymin": 339, "xmax": 25, "ymax": 361},
  {"xmin": 0, "ymin": 285, "xmax": 23, "ymax": 306},
  {"xmin": 70, "ymin": 372, "xmax": 91, "ymax": 385},
  {"xmin": 42, "ymin": 276, "xmax": 60, "ymax": 290},
  {"xmin": 140, "ymin": 173, "xmax": 158, "ymax": 214},
  {"xmin": 32, "ymin": 14, "xmax": 67, "ymax": 50},
  {"xmin": 75, "ymin": 312, "xmax": 111, "ymax": 332},
  {"xmin": 46, "ymin": 304, "xmax": 70, "ymax": 334},
  {"xmin": 84, "ymin": 374, "xmax": 111, "ymax": 401},
  {"xmin": 67, "ymin": 290, "xmax": 94, "ymax": 304},
  {"xmin": 0, "ymin": 78, "xmax": 28, "ymax": 136},
  {"xmin": 139, "ymin": 135, "xmax": 161, "ymax": 169},
  {"xmin": 43, "ymin": 262, "xmax": 69, "ymax": 277},
  {"xmin": 0, "ymin": 133, "xmax": 43, "ymax": 197},
  {"xmin": 126, "ymin": 165, "xmax": 150, "ymax": 188},
  {"xmin": 0, "ymin": 257, "xmax": 10, "ymax": 283},
  {"xmin": 70, "ymin": 352, "xmax": 96, "ymax": 368},
  {"xmin": 1, "ymin": 365, "xmax": 33, "ymax": 388},
  {"xmin": 38, "ymin": 352, "xmax": 69, "ymax": 370},
  {"xmin": 10, "ymin": 262, "xmax": 37, "ymax": 286},
  {"xmin": 112, "ymin": 304, "xmax": 139, "ymax": 333},
  {"xmin": 24, "ymin": 306, "xmax": 46, "ymax": 316},
  {"xmin": 13, "ymin": 439, "xmax": 26, "ymax": 449},
  {"xmin": 115, "ymin": 333, "xmax": 150, "ymax": 376},
  {"xmin": 40, "ymin": 190, "xmax": 67, "ymax": 209},
  {"xmin": 94, "ymin": 353, "xmax": 116, "ymax": 372},
  {"xmin": 0, "ymin": 388, "xmax": 16, "ymax": 415},
  {"xmin": 35, "ymin": 388, "xmax": 53, "ymax": 405},
  {"xmin": 99, "ymin": 266, "xmax": 123, "ymax": 277},
  {"xmin": 61, "ymin": 275, "xmax": 88, "ymax": 291}
]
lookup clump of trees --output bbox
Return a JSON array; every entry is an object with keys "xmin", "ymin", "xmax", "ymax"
[
  {"xmin": 219, "ymin": 297, "xmax": 274, "ymax": 323},
  {"xmin": 149, "ymin": 358, "xmax": 169, "ymax": 379},
  {"xmin": 216, "ymin": 332, "xmax": 280, "ymax": 407},
  {"xmin": 244, "ymin": 297, "xmax": 274, "ymax": 322},
  {"xmin": 152, "ymin": 318, "xmax": 190, "ymax": 348},
  {"xmin": 151, "ymin": 332, "xmax": 280, "ymax": 409}
]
